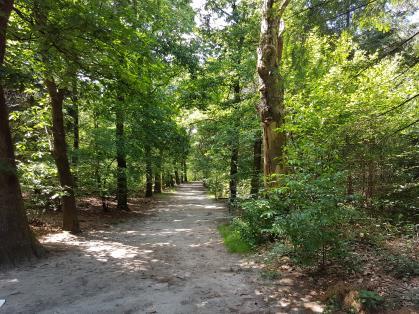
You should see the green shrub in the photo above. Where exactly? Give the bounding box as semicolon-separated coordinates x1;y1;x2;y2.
217;224;252;253
233;172;359;267
273;199;358;266
358;290;384;311
232;199;277;245
385;253;419;279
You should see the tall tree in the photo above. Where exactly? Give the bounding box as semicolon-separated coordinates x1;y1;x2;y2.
0;0;43;266
34;1;80;233
256;0;290;186
45;80;80;233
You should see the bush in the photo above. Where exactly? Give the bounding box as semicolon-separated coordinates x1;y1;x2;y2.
233;172;359;267
358;290;384;311
232;199;277;245
217;224;252;253
273;205;354;266
384;253;419;279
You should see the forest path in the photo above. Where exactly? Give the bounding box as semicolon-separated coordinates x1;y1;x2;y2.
0;182;275;313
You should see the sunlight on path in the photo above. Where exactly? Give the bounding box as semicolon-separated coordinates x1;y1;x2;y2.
0;182;323;313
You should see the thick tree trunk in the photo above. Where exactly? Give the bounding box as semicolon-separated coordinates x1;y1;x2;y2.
250;130;262;197
46;80;80;233
116;104;128;210
0;0;44;267
145;145;153;197
257;0;290;187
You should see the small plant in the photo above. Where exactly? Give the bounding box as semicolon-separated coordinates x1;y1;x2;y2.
385;253;419;279
358;289;384;311
217;224;252;253
270;173;358;267
260;269;280;280
232;199;277;245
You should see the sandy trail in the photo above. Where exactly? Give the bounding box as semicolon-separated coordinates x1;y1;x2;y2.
0;182;272;313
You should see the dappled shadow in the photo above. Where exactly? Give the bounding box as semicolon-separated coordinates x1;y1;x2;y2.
0;182;324;313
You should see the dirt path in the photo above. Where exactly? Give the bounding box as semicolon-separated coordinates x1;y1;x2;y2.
0;182;276;313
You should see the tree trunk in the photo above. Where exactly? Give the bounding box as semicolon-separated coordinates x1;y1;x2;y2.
0;0;44;267
154;173;162;193
34;0;79;232
182;160;188;182
46;80;80;233
229;144;238;201
116;104;128;210
257;0;290;187
154;156;162;193
250;130;262;197
229;82;240;202
145;145;153;197
68;95;79;186
174;168;181;185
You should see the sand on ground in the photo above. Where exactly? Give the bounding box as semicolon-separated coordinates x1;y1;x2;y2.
0;182;323;314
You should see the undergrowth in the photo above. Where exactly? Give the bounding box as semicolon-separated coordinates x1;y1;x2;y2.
217;224;252;254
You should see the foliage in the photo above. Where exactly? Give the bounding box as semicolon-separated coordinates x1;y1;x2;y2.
358;290;385;311
217;224;252;254
233;173;359;266
384;253;419;279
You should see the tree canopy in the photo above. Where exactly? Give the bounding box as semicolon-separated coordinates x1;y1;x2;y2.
0;1;418;309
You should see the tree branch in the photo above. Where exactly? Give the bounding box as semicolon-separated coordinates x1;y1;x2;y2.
392;118;419;134
378;93;419;117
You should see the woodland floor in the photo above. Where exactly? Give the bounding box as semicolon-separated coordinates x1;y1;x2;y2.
0;182;325;314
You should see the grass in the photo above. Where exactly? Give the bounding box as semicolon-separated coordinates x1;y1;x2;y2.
217;224;252;254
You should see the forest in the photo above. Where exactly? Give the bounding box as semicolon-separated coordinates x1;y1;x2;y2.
0;0;418;313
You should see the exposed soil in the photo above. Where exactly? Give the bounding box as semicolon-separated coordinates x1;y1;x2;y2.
0;182;324;313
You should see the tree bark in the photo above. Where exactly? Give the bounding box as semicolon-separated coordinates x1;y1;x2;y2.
174;168;181;185
229;83;240;202
257;0;290;187
154;173;162;193
0;0;44;267
145;145;153;197
154;156;162;193
250;130;262;197
182;159;188;182
68;95;79;186
116;104;128;210
46;80;80;233
34;0;79;232
229;144;238;201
